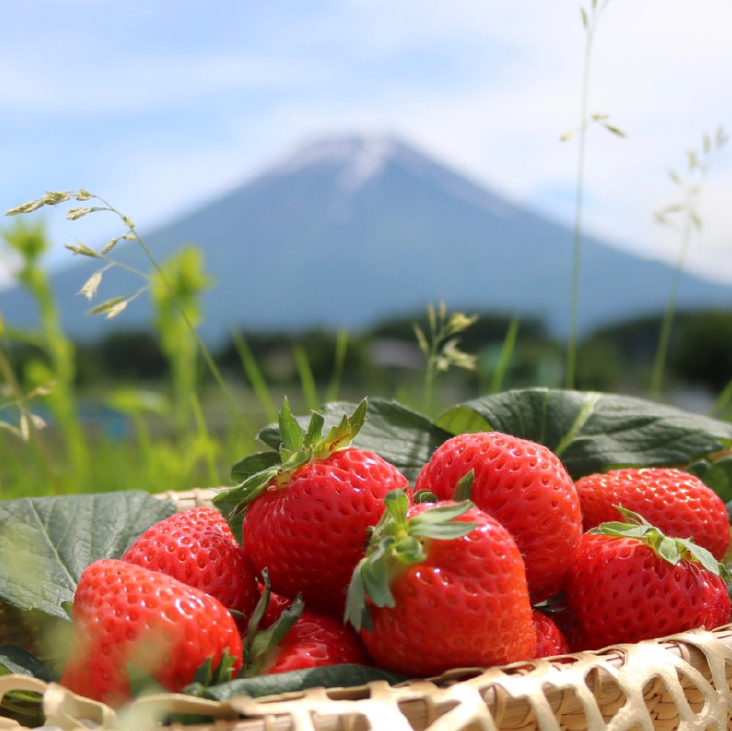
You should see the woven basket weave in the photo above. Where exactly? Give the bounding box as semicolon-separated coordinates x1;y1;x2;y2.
1;487;731;731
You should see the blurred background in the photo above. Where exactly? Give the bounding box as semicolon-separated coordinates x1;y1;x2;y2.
1;0;731;496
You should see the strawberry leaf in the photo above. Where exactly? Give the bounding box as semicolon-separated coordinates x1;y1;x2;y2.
230;451;281;483
212;466;279;523
316;398;368;457
278;397;304;453
453;470;474;501
128;663;166;698
686;456;732;502
241;569;305;677
199;664;407;701
0;645;57;682
247;596;304;664
409;500;474;527
413;489;439;503
0;491;175;620
436;388;732;480
191;650;240;687
304;410;324;447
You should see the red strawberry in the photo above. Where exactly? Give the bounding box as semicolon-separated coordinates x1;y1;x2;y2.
575;467;731;559
532;610;571;658
564;509;731;650
60;559;242;706
214;400;410;618
123;506;260;624
240;574;370;676
414;431;582;602
258;610;370;675
346;491;536;677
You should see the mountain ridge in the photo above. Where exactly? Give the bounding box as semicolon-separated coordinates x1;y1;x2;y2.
1;133;730;345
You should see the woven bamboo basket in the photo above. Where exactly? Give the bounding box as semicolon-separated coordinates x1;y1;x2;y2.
1;487;731;731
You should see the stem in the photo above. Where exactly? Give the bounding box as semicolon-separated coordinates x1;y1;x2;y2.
422;336;438;416
649;199;694;400
95;197;247;429
230;330;278;423
648;128;726;400
565;11;596;390
325;329;349;403
293;344;319;412
191;390;221;486
0;345;63;493
710;378;732;418
490;317;520;394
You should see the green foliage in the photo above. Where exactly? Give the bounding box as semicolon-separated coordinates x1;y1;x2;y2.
436;388;732;479
672;310;732;393
563;0;621;391
151;246;211;434
412;302;477;415
650;127;729;399
1;218;89;491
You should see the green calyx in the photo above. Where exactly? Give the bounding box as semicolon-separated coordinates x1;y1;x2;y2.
213;397;367;523
590;506;731;582
345;489;478;633
240;569;304;678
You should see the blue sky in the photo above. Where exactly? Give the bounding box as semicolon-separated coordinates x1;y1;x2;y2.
2;0;731;286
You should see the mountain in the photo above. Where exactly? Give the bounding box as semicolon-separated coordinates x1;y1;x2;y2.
2;134;731;346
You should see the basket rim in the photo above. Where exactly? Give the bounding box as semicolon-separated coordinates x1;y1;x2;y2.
4;622;732;731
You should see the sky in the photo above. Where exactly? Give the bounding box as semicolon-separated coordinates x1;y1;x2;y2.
1;0;731;289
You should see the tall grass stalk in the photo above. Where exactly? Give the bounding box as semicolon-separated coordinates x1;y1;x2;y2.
489;317;520;394
0;343;62;494
151;247;209;435
563;0;622;390
293;344;319;412
325;330;349;404
230;331;279;423
190;390;221;486
3;191;260;494
6;191;246;431
649;127;729;400
1;219;89;489
414;303;477;415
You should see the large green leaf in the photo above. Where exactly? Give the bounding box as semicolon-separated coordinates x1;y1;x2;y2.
197;664;406;701
436;388;732;479
0;646;57;682
0;491;176;620
258;399;451;482
687;457;732;502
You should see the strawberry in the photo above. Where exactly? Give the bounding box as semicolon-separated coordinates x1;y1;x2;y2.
575;467;731;559
564;508;731;650
532;610;571;658
241;572;370;676
123;506;260;624
60;559;242;706
258;610;370;675
346;491;536;677
414;431;582;602
213;399;410;618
